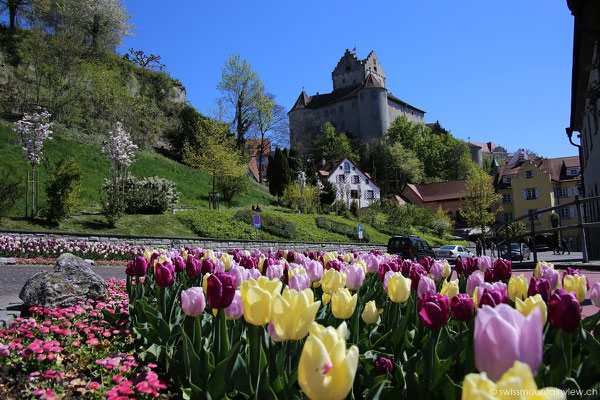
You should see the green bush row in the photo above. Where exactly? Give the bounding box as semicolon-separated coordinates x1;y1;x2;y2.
177;210;256;239
234;209;297;239
314;217;370;243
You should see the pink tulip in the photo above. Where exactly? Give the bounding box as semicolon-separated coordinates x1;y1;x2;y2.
225;290;243;320
305;260;323;282
467;271;485;296
474;304;543;381
289;273;311;292
591;282;600;308
417;276;436;299
346;265;365;290
181;287;205;317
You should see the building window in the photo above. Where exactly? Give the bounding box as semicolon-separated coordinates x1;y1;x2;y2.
342;78;345;84
346;66;350;73
525;170;534;178
525;188;538;200
365;179;369;184
557;187;568;198
352;175;360;184
371;90;377;99
331;108;336;116
566;168;580;176
503;176;512;185
344;162;350;174
366;190;375;199
337;175;346;183
350;190;359;199
374;66;377;72
524;209;541;219
559;207;572;219
501;194;513;204
502;213;514;222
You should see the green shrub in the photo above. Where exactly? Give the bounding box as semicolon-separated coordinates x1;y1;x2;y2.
349;200;359;218
0;169;23;221
100;184;125;227
216;174;249;204
234;209;297;239
104;174;180;214
44;157;83;225
177;209;255;239
315;217;370;242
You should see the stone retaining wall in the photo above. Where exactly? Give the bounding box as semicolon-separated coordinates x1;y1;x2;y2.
0;230;387;253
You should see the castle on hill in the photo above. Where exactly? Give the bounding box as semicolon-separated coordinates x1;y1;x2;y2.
288;49;425;154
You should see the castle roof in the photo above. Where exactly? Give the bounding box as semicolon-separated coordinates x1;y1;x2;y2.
289;73;425;113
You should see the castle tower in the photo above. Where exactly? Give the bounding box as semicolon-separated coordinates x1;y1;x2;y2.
357;74;389;141
331;49;386;90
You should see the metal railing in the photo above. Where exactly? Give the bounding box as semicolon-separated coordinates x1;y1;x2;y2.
491;195;600;263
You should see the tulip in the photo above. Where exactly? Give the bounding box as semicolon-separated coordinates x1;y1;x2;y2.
229;266;250;288
201;258;215;275
331;288;358;319
185;255;201;278
563;274;587;302
378;261;399;283
591;282;600;308
126;256;147;277
365;254;380;274
548;289;581;332
562;267;590;290
477;287;509;309
408;264;427;290
267;321;284;342
528;278;551;304
534;261;552;278
466;271;485;297
206;272;236;309
286;251;296;263
429;261;444;280
374;357;393;375
172;256;185;273
478;256;492;271
450;294;474;322
516;294;547;325
462;361;565;400
155;262;174;287
289;273;311;292
508;274;528;301
417;292;449;329
181;287;206;317
474;304;543;381
440;280;459;301
272;288;321;340
492;258;512;281
305;260;324;282
419;256;435;272
321;269;345;294
224;290;243;320
361;300;383;324
382;270;395;292
220;253;233;271
346;265;365;291
400;259;412;276
538;265;559;290
388;272;411;303
298;322;359;400
240;276;283;325
417;275;436;299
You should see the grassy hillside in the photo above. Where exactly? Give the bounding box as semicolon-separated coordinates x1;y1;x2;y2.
0;118;275;215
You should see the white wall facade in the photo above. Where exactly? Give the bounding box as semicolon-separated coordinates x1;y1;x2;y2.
326;158;380;208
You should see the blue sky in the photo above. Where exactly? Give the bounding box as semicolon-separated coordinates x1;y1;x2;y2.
120;0;575;158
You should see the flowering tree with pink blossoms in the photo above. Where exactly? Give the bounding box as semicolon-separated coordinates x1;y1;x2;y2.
101;121;137;226
13;108;53;217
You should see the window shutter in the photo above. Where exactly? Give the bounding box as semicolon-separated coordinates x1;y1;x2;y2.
522;189;527;199
567;187;573;197
535;188;540;198
569;207;576;219
499;196;503;204
573;187;579;196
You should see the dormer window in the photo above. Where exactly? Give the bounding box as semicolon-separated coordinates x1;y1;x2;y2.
518;154;525;161
525;170;534;178
344;162;350;174
566;168;580;176
503;176;512;185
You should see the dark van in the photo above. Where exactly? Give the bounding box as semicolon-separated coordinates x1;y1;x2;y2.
387;235;435;261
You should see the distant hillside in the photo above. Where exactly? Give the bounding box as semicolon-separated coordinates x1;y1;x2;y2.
0;118;275;215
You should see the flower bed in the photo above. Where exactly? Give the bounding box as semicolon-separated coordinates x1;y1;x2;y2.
0;278;173;399
0;235;144;261
124;248;600;399
12;257;128;266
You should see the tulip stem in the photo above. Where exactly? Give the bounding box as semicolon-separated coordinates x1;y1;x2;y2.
563;331;573;378
248;324;261;396
194;315;202;356
216;309;229;363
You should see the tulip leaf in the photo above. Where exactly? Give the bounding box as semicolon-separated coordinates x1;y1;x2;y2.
138;343;163;362
441;375;459;400
181;330;204;387
365;377;387;400
582;311;600;333
207;341;246;399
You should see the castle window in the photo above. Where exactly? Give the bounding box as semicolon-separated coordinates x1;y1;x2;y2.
351;190;359;199
371;90;377;99
371;106;378;117
374;66;377;72
342;78;345;84
346;66;350;72
525;170;534;178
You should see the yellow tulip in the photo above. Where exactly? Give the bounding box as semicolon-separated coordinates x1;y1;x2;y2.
361;300;382;324
272;288;321;340
563;274;587;302
443;262;451;279
243;250;251;257
462;361;565;400
516;294;547;325
143;248;154;262
353;259;367;274
202;273;210;294
298;322;359;400
343;253;354;263
322;293;331;306
258;257;266;273
321;269;345;294
158;254;171;266
240;277;283;326
473;287;479;309
441;280;459;301
220;253;233;271
508;274;528;302
322;252;337;267
203;249;215;261
331;288;357;319
289;266;307;279
181;250;189;260
388;272;411;303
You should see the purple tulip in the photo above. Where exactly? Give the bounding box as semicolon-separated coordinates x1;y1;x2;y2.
417;275;436;299
289;273;311;292
474;304;543;382
457;257;478;277
382;270;396;292
374;357;393;375
417;292;449;329
400;260;412;276
378;262;399;283
286;251;296;263
466;271;485;296
478;287;509;308
528;278;551;304
201;258;215;274
549;289;581;332
181;287;206;317
591;282;600;307
305;260;323;282
206;272;236;309
155;262;174;287
539;265;558;289
126;256;147;277
247;268;261;280
225;290;243;320
326;260;342;271
484;266;499;283
265;263;284;280
478;256;492;271
409;264;427;290
172;256;185;273
185;255;201;278
492;258;512;281
365;254;380;274
240;256;257;270
229;266;250;288
429;261;444;280
149;252;160;269
419;256;435;272
346;265;365;290
450;294;474;322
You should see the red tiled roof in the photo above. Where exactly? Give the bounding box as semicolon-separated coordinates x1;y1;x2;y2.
403;180;468;202
246;139;271;158
496;156;580;185
248;157;260;182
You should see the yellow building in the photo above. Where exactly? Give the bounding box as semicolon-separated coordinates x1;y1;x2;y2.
494;150;582;250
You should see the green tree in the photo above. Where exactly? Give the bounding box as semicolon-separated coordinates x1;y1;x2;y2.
460;169;502;239
365;140;423;196
182;117;246;204
0;169;23;221
44;157;82;225
313;122;359;163
0;0;34;31
267;147;290;199
216;173;249;205
217;54;263;147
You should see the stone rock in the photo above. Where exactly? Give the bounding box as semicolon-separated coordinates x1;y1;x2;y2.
84;259;95;266
19;253;107;309
0;257;16;265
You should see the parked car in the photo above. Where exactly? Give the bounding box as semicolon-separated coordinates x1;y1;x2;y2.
387;235;435;261
502;242;531;261
434;245;474;262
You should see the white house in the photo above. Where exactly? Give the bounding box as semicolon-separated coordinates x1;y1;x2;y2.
318;157;380;207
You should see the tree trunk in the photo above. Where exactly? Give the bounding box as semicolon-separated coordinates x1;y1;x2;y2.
9;4;17;31
258;134;264;184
